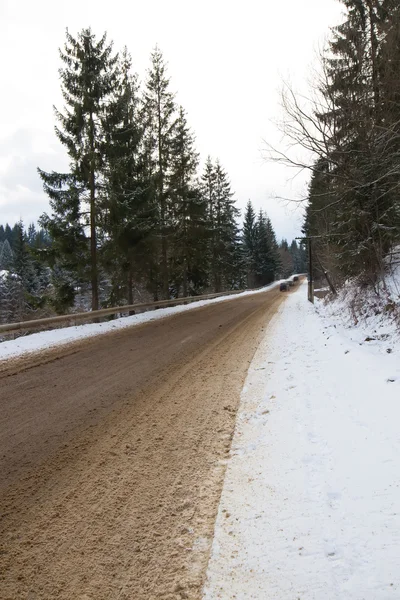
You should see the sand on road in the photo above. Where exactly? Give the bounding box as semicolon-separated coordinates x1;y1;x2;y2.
0;286;290;600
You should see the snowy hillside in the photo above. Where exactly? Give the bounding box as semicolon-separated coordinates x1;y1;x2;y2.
318;257;400;351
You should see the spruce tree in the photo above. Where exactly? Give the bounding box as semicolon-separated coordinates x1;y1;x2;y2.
143;46;176;299
13;221;38;300
201;156;217;289
4;224;13;246
253;211;281;285
289;240;301;273
0;271;24;323
38;28;119;310
211;160;240;292
169;107;207;296
255;212;273;285
308;1;400;279
265;217;282;278
278;239;294;279
0;239;14;271
101;48;148;305
27;223;37;246
242;200;258;287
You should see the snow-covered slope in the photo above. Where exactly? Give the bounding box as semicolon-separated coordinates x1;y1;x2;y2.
319;260;400;352
203;283;400;600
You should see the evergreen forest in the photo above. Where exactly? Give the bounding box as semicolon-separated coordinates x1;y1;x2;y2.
0;29;305;324
290;0;400;286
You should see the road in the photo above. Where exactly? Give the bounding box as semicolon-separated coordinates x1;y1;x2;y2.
0;286;290;600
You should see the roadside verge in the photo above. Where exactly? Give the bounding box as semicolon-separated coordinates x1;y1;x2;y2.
203;283;400;600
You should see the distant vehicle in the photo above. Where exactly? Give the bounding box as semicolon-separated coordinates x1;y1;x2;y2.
293;276;299;282
280;282;288;291
288;280;295;287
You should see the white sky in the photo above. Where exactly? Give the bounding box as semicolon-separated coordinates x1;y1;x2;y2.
0;0;344;241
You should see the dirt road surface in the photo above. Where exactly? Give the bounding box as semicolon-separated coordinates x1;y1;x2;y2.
0;286;289;600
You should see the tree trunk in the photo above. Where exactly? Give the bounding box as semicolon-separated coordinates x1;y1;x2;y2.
127;268;133;305
209;192;216;293
157;91;169;300
127;263;135;315
161;223;169;299
367;1;379;107
182;259;188;298
89;112;98;312
90;165;99;312
152;269;159;302
182;219;188;297
214;271;221;294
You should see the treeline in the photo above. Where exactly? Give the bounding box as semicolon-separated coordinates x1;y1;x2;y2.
0;223;52;322
0;28;305;325
242;201;306;286
29;27;298;317
0;205;305;323
281;1;400;284
34;29;253;313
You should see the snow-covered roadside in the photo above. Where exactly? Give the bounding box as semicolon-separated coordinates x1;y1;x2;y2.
317;262;400;354
0;281;284;361
203;283;400;600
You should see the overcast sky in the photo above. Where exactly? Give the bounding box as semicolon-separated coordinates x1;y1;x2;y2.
0;0;344;241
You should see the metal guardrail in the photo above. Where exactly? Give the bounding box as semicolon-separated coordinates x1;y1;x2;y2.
0;288;251;335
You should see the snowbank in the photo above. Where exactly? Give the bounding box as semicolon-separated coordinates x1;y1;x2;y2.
318;261;400;352
203;283;400;599
0;281;284;362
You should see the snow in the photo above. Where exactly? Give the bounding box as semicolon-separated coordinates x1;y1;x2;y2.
0;281;285;361
317;262;400;354
203;282;400;600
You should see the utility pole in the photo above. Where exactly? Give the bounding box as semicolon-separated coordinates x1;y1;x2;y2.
308;238;314;303
295;236;314;303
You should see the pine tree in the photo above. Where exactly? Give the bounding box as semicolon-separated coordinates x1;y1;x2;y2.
324;1;382;277
254;212;274;285
12;221;38;301
273;1;400;284
289;240;301;273
143;46;176;299
0;239;14;271
310;1;400;279
169;107;207;296
242;200;258;287
0;271;24;323
27;223;37;246
38;28;119;310
200;158;242;292
265;217;282;277
226;234;246;290
4;224;13;246
211;160;240;292
132;94;161;301
278;239;294;279
201;156;217;289
101;48;148;305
